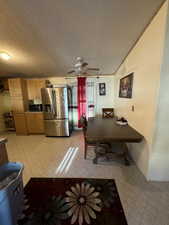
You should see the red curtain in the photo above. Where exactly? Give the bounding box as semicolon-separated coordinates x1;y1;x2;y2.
77;77;86;128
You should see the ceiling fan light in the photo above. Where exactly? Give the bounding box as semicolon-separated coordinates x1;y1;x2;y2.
68;57;100;76
0;52;11;60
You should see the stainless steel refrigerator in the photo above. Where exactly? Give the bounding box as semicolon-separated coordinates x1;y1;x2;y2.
41;86;73;136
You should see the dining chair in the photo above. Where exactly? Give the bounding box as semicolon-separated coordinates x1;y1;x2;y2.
102;108;114;118
80;115;95;159
80;115;111;159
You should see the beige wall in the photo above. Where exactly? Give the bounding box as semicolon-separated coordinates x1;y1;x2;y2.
114;2;168;178
149;0;169;181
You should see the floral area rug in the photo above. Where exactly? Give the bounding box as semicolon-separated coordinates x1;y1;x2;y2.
18;178;128;225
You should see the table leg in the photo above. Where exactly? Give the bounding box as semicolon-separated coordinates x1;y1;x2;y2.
93;142;100;164
123;144;130;166
84;142;87;159
0;142;9;166
93;142;130;166
93;142;110;164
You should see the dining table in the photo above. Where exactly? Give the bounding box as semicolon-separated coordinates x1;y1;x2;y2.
85;117;143;165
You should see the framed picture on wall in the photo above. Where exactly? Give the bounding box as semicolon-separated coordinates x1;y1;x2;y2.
99;83;106;96
119;73;133;98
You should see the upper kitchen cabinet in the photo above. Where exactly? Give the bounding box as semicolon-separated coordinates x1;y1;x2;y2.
27;79;45;101
0;79;9;91
8;78;28;112
11;97;25;113
8;78;27;97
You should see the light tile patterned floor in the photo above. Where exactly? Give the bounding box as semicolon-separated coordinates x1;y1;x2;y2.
2;131;169;225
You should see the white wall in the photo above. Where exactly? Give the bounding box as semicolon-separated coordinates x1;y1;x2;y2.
114;2;168;178
95;76;115;116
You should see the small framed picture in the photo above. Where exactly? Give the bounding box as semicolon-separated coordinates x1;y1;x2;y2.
119;73;133;98
99;83;106;96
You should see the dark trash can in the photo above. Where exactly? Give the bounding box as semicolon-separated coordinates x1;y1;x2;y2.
0;162;24;225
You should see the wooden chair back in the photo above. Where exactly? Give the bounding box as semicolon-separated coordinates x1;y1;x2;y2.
79;115;88;134
80;115;88;159
102;108;114;118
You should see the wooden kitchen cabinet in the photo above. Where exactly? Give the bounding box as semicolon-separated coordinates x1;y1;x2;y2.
8;78;22;97
8;78;29;135
8;78;46;135
8;78;28;112
25;112;44;134
8;78;26;97
11;97;25;113
27;79;45;101
0;78;9;91
13;113;28;135
0;138;8;166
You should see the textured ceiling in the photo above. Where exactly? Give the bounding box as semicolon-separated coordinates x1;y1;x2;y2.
0;0;165;77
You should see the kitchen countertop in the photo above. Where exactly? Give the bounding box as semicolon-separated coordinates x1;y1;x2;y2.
0;137;7;144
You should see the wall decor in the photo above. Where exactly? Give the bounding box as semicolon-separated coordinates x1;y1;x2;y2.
119;73;133;98
99;83;106;96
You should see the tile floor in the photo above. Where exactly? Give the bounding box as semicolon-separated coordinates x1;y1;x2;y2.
3;131;169;225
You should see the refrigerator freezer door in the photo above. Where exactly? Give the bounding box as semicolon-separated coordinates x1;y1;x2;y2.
41;88;55;120
67;87;73;132
44;119;69;136
53;87;68;119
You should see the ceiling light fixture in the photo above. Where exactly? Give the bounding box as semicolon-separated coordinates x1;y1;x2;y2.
0;52;11;60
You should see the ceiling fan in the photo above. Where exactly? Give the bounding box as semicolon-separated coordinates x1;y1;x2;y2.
68;57;100;75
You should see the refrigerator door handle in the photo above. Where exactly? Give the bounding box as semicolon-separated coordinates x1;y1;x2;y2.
52;89;57;117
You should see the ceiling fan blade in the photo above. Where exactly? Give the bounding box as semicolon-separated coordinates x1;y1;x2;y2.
82;62;88;67
68;70;75;74
87;68;100;71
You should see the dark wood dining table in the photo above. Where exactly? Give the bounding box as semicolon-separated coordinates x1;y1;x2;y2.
85;118;143;165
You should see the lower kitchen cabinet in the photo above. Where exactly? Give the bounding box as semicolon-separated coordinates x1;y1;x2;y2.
25;112;44;134
13;113;28;135
0;138;8;166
